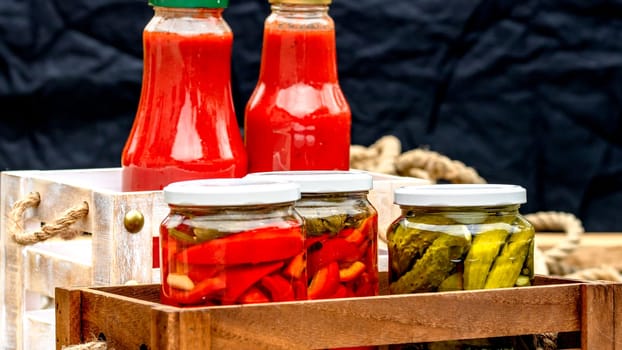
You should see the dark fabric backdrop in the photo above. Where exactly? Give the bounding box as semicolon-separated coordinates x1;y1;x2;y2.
1;0;621;231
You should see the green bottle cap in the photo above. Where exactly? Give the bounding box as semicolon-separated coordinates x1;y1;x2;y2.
149;0;229;8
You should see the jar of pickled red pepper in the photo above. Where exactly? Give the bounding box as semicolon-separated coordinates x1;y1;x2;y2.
244;0;351;172
160;179;306;306
122;0;247;192
246;171;378;299
387;184;535;295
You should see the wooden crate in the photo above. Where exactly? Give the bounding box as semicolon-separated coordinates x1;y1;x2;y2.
55;275;622;350
0;168;426;350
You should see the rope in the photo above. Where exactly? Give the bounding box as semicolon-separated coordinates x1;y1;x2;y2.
524;211;584;275
564;265;622;282
62;341;107;350
350;136;486;184
395;148;487;184
350;135;401;175
8;191;89;245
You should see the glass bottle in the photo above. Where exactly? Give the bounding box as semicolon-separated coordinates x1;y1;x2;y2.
160;178;306;307
244;0;351;172
122;0;247;192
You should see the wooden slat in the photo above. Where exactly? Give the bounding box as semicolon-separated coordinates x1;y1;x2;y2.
614;282;622;350
55;287;83;350
78;288;155;349
581;283;615;350
57;278;586;350
204;283;581;349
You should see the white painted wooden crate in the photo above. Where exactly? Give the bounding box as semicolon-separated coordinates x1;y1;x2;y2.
0;168;427;350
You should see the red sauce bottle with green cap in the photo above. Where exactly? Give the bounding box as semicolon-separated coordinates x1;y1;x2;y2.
244;0;351;172
122;0;247;192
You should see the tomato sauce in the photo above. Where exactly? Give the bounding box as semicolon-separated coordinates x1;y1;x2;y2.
122;30;247;191
244;27;351;172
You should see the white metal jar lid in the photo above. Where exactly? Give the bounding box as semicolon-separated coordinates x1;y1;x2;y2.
394;184;527;207
245;170;373;193
163;178;301;206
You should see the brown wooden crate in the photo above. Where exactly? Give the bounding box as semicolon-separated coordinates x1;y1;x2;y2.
55;275;622;350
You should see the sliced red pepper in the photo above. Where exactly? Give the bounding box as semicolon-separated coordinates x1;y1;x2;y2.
176;226;303;265
352;272;379;297
327;285;348;299
308;261;340;300
307;237;361;277
167;274;226;305
305;233;329;249
292;279;308;300
339;261;366;282
283;253;306;279
221;261;284;304
239;287;270;304
342;228;365;245
186;264;223;283
261;274;295;302
344;215;377;245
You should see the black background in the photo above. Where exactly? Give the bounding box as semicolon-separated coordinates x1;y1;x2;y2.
1;0;621;231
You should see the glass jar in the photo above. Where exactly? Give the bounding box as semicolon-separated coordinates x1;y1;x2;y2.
387;184;535;294
160;179;306;307
246;171;378;299
244;0;351;172
122;0;247;192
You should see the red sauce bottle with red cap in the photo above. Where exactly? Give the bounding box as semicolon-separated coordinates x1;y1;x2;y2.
244;0;351;172
122;0;247;192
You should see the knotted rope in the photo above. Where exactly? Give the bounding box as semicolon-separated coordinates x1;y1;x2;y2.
524;211;584;276
350;135;486;184
62;341;107;350
8;191;89;245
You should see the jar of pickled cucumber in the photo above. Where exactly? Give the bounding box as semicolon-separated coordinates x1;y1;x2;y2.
387;184;534;294
246;171;379;299
160;178;306;307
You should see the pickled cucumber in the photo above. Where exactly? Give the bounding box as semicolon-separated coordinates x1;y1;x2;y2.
438;272;463;292
463;229;509;290
388;223;441;276
484;226;534;289
390;233;470;294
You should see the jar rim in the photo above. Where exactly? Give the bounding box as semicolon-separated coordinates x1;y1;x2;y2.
163;178;300;206
394;184;527;207
245;170;373;193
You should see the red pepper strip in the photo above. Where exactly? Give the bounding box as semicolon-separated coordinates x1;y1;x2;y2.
221;261;284;304
308;261;340;300
239;287;270;304
339;261;366;282
342;228;365;245
186;264;223;283
176;226;303;265
283;253;306;279
307;238;361;277
168;274;226;305
261;274;295;302
327;285;348;299
305;233;329;249
352;272;378;297
292;279;308;300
